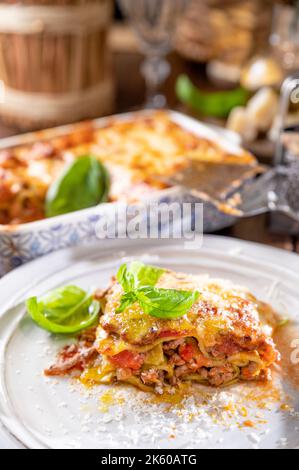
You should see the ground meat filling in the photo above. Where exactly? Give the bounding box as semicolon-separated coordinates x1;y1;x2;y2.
45;330;271;390
137;335;271;389
141;369;164;386
208;365;236;386
44;328;98;376
161;338;238;386
109;337;241;389
44;344;98;376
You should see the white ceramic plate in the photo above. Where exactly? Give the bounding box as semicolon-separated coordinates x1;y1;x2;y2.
0;236;299;449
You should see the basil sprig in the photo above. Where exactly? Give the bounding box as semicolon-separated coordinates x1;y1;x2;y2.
176;74;249;118
117;261;165;292
26;285;100;334
46;155;109;218
116;261;199;319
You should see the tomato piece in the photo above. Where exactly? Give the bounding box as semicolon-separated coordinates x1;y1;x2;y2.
179;343;197;362
109;350;144;370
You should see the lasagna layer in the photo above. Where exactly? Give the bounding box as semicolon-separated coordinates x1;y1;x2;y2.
91;271;279;392
45;269;280;394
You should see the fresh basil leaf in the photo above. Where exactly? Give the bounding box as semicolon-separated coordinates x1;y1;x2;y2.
116;261;165;293
46;155;109;218
38;285;87;312
135;286;199;319
129;261;165;289
116;263;132;293
116;292;137;313
26;285;100;334
116;261;197;319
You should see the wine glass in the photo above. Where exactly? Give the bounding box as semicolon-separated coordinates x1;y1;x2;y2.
118;0;190;109
270;3;299;72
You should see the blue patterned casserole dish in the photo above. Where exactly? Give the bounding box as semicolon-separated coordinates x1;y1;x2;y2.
0;110;244;276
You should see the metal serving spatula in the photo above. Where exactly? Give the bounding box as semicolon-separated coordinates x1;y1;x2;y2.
164;160;262;214
166;158;299;222
238;163;299;221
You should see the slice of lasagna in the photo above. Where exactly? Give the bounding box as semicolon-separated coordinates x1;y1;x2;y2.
45;262;280;394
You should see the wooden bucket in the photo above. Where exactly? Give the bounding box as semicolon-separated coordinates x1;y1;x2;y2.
0;0;115;130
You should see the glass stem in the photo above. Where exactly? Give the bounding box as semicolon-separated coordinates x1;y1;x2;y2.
141;54;171;109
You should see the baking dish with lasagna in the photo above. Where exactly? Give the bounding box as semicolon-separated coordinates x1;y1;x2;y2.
0;110;256;275
42;261;280;393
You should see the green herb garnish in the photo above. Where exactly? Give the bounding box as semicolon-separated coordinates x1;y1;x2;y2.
116;261;165;292
116;261;199;319
46;155;109;218
176;74;249;118
26;285;100;334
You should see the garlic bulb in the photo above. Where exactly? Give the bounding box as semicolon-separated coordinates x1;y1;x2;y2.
247;87;279;132
226;106;258;142
241;57;283;91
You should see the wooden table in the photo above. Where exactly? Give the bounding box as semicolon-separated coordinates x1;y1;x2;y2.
1;27;298;254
